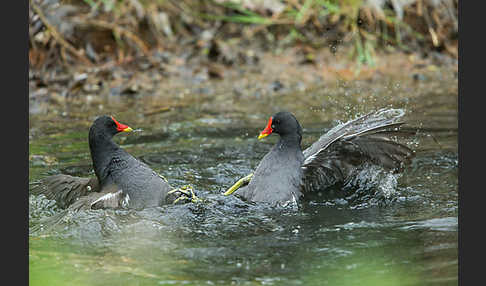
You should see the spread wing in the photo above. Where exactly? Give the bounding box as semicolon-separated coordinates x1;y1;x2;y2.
301;108;414;194
30;174;100;209
30;174;131;210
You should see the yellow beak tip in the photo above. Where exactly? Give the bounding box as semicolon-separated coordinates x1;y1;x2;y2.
258;133;268;140
123;127;133;132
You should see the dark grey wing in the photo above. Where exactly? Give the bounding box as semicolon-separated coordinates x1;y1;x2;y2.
67;184;129;211
339;132;415;171
301;108;414;194
303;108;406;160
30;174;100;209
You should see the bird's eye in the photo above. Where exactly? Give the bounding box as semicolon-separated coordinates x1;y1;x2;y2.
271;125;275;129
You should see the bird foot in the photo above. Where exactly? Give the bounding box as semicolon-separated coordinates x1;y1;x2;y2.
167;185;202;204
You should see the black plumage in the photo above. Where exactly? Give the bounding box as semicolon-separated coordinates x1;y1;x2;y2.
238;111;305;204
232;109;414;205
31;115;182;210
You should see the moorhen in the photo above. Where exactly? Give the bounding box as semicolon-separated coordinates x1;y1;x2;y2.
31;115;197;210
224;108;414;205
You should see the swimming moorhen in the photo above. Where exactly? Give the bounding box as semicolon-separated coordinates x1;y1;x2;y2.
31;115;197;210
224;108;414;205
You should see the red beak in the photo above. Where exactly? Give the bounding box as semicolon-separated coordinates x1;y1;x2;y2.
258;117;273;140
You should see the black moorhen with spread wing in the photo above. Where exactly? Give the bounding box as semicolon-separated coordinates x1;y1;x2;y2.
31;115;196;210
224;108;414;205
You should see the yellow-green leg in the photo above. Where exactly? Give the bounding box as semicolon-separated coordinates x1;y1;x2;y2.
223;173;253;196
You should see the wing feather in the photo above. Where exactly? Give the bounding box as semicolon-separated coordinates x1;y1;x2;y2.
301;108;414;194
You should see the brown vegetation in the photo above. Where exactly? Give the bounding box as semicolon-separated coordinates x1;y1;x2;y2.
29;0;458;70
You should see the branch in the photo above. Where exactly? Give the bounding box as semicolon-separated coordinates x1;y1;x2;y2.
72;18;150;56
29;0;92;65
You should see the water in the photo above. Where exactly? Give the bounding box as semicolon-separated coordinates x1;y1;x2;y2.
29;66;458;285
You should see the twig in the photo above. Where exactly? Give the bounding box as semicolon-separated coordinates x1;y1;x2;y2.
144;106;172;116
144;104;188;116
29;0;91;65
72;18;150;56
422;4;439;47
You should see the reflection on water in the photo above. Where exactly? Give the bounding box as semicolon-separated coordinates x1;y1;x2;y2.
29;69;457;285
